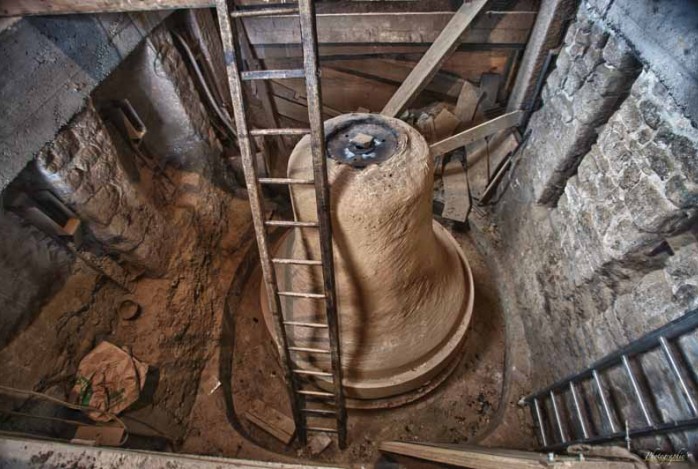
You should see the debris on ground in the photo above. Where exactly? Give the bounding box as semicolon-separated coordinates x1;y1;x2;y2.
70;341;148;422
245;399;296;444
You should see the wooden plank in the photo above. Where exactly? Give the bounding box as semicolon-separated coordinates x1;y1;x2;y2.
242;11;535;47
185;9;232;110
323;58;464;99
430;110;524;157
442;159;470;223
381;0;489;117
454;80;482;125
479;72;502;109
273;67;398;114
245;399;295;444
433;108;461;140
380;442;642;469
466;129;519;197
0;0;211;16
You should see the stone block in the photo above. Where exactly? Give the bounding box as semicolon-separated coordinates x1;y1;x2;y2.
638;100;661;129
572;86;615;125
592;64;635;97
602;34;638;71
589;21;609;49
665;175;698;209
638;140;675;181
616;96;643;130
555;51;573;77
624;176;690;234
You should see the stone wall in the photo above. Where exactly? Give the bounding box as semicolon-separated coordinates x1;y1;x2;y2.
497;0;698;452
0;211;73;349
0;11;169;191
527;4;640;206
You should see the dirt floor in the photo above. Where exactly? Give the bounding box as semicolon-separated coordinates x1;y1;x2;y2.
180;220;512;465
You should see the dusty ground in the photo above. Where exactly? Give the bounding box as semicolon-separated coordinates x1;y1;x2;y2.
0;166;255;450
181;221;511;466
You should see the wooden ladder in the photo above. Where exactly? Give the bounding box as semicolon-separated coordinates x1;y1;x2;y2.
214;0;347;449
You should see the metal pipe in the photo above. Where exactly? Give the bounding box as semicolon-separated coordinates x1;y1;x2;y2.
593;369;618;433
622;355;654;427
569;382;589;439
533;398;548;447
550;391;567;443
659;336;698;416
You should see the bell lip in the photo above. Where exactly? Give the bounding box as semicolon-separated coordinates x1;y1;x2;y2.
261;220;475;407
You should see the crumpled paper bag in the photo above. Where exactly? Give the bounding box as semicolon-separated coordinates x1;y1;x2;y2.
70;341;148;422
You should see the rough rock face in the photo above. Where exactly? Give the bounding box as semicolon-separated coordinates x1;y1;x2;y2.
495;0;698;451
525;4;640;206
0;211;72;349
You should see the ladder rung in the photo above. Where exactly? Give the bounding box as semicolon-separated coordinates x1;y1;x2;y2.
297;390;334;397
251;128;311;136
265;220;318;228
306;427;339;433
273;258;322;265
230;7;298;18
260;178;314;185
284;321;328;329
301;408;337;416
241;69;305;81
293;369;333;377
278;291;325;299
289;346;331;354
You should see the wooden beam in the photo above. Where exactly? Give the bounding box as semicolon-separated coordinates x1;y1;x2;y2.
442;159;470;223
380;442;642;469
381;0;489;117
506;0;574;111
324;59;465;99
429;110;524;157
0;0;211;16
242;11;535;47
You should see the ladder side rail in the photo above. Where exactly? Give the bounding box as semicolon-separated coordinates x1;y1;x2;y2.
540;417;698;452
297;0;347;449
214;0;305;442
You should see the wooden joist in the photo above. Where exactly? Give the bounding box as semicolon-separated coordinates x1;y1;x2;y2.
242;12;535;47
380;442;644;469
380;0;489;117
0;0;211;16
429;110;524;157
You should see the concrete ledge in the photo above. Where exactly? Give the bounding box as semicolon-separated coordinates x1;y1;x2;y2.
0;11;169;191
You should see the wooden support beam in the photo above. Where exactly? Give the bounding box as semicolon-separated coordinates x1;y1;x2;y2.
0;0;211;16
381;0;489;117
506;0;574;111
429;110;524;157
242;11;534;47
380;442;643;469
